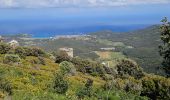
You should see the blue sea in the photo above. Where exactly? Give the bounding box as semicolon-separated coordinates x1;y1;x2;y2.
0;24;151;38
0;4;170;38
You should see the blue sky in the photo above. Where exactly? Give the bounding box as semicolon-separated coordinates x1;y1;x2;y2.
0;0;170;8
0;0;170;35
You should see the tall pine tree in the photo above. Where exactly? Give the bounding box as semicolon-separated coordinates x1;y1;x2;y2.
159;17;170;77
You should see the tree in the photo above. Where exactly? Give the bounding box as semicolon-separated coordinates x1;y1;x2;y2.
76;79;94;99
29;47;46;57
0;43;11;54
0;78;13;95
3;54;21;64
141;75;170;100
116;59;144;79
59;61;76;75
159;17;170;77
14;47;27;58
55;51;71;63
52;73;68;94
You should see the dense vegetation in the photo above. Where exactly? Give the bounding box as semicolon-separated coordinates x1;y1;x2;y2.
38;39;105;59
12;24;164;76
90;25;165;75
159;17;170;77
1;18;170;99
8;25;166;76
0;42;170;100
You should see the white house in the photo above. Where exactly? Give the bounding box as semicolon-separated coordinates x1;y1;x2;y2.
100;47;115;51
8;40;19;48
0;36;3;42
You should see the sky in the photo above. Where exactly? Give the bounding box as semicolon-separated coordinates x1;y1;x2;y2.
0;0;170;8
0;0;170;36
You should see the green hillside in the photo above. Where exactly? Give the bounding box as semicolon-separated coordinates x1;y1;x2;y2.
4;25;165;76
0;43;170;100
90;25;165;75
2;25;166;76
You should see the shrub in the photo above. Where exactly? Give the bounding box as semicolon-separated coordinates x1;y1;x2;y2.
14;47;27;58
14;46;47;58
0;91;5;98
0;79;13;95
96;86;148;100
76;79;94;99
103;81;115;91
103;66;115;75
49;54;56;61
116;59;144;79
95;64;106;75
102;74;114;81
0;43;11;54
124;78;142;94
21;47;32;56
71;57;87;73
38;57;46;65
59;61;76;75
71;57;105;75
52;73;68;94
55;51;71;63
85;79;93;88
3;54;21;64
12;91;67;100
90;72;98;77
15;47;46;57
29;47;47;57
141;75;170;100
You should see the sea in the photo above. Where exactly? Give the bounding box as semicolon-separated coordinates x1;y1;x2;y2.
0;25;150;38
0;4;170;38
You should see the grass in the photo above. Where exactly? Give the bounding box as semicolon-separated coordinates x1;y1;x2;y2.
0;55;106;100
0;54;148;100
96;38;126;47
111;52;126;60
95;51;126;67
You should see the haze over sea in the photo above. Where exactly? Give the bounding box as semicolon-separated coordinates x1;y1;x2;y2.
0;4;170;38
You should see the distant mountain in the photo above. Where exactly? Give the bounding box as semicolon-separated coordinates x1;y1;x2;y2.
90;25;166;75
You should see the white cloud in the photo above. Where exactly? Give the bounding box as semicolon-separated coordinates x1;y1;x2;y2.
0;0;170;8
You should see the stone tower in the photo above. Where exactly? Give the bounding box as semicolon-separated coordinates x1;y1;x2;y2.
59;47;73;57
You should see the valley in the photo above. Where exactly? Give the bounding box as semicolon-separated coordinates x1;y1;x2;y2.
1;24;170;100
2;25;164;75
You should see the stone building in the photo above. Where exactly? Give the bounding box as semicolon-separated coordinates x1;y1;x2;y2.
8;40;19;49
59;47;74;57
100;47;115;51
0;36;3;42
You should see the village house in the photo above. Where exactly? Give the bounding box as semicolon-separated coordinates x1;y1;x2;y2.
8;40;19;49
0;36;4;42
100;47;115;51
